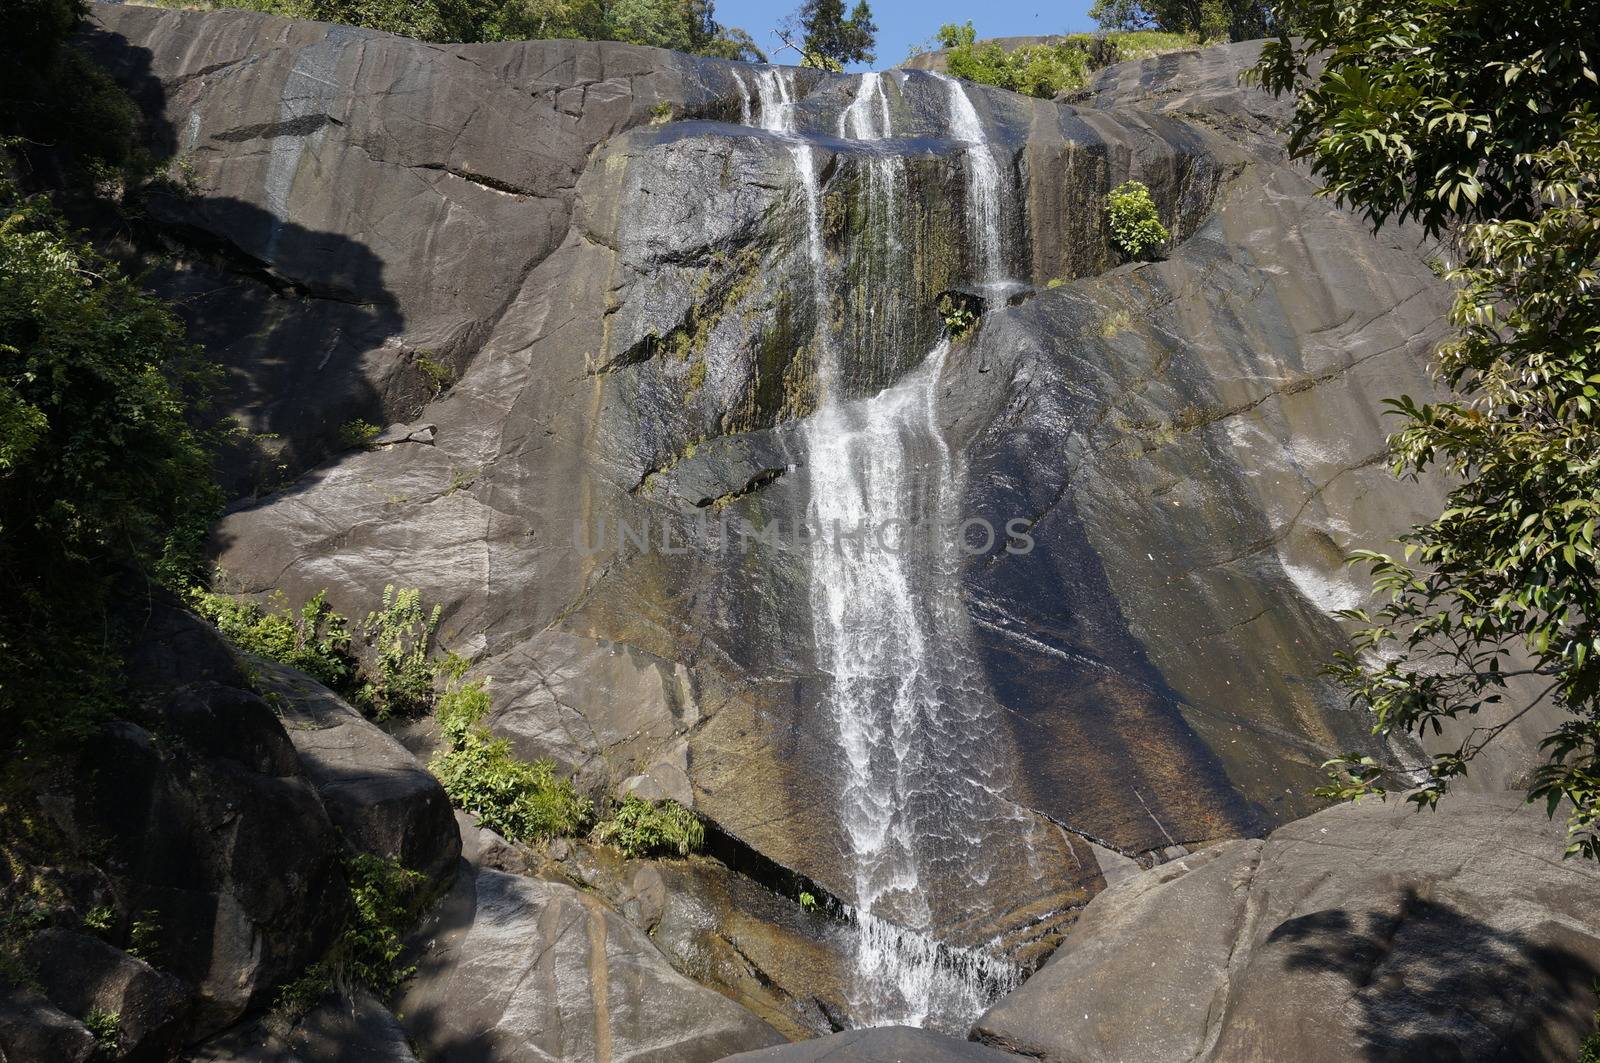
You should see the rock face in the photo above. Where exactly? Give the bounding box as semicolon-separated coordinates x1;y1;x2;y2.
723;1026;1027;1062
395;859;785;1062
974;793;1600;1062
83;1;1559;1034
254;658;461;890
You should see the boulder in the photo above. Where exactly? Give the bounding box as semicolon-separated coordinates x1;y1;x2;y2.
722;1026;1026;1062
26;929;190;1059
974;793;1600;1062
253;657;461;890
180;990;417;1063
396;865;785;1062
0;986;96;1063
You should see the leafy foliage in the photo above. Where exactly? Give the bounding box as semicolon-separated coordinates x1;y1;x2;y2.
1257;0;1600;858
337;418;381;450
937;292;979;338
1104;180;1169;259
592;794;704;857
274;853;425;1019
1090;0;1277;42
192;589;356;691
431;677;592;842
83;1008;119;1051
936;22;1092;100
358;585;441;720
783;0;876;69
0;179;221;744
145;0;764;58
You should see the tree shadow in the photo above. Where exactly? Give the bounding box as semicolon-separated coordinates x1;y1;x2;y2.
78;21;406;498
1271;887;1600;1062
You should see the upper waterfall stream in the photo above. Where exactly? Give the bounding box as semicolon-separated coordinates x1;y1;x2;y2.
742;67;1032;1031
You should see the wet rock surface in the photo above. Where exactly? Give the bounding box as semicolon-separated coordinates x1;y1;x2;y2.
722;1025;1028;1062
974;792;1600;1062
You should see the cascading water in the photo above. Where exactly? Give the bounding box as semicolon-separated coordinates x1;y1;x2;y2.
745;68;1026;1032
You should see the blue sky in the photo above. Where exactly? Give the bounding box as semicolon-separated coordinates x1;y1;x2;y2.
713;0;1100;70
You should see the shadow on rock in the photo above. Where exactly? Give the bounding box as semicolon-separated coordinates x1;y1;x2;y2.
1273;887;1600;1063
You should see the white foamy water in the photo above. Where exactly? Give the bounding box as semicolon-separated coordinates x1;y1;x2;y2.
745;68;1025;1032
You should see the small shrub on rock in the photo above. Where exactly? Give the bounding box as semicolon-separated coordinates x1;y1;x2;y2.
593;794;704;858
431;677;592;842
358;585;440;720
191;588;355;691
1105;180;1169;260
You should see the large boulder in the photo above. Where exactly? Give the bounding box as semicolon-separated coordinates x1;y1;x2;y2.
974;792;1600;1062
395;863;785;1062
253;657;461;890
180;990;418;1063
25;929;190;1059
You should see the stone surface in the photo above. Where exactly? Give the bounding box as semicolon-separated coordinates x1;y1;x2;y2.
26;928;191;1059
722;1025;1028;1062
84;2;1564;1027
395;865;785;1062
183;990;418;1063
254;657;461;890
0;986;97;1063
65;602;349;1036
974;792;1600;1062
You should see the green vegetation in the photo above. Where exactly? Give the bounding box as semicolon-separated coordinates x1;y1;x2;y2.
779;0;876;70
937;292;979;339
936;22;1091;99
337;418;382;450
592;794;704;857
137;0;765;59
0;176;221;746
1257;0;1600;858
1090;0;1279;43
274;853;425;1019
1104;180;1169;259
798;890;819;912
431;676;593;842
414;353;453;394
83;1008;119;1051
358;585;441;720
192;589;356;691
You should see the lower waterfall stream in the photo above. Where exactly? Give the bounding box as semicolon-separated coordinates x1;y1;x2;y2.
746;68;1030;1031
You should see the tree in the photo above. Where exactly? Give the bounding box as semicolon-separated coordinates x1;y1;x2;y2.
782;0;876;70
1255;0;1600;857
1089;0;1276;42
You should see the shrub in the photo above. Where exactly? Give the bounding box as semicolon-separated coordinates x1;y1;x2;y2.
431;678;592;842
937;293;979;339
192;588;356;691
0;178;220;745
1104;180;1169;259
593;794;704;858
938;22;1091;99
273;852;425;1020
358;585;440;720
414;353;452;393
83;1008;119;1051
337;419;381;450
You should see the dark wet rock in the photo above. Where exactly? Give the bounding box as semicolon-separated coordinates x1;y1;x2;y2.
395;864;784;1062
974;792;1600;1062
722;1025;1027;1062
253;657;460;890
0;985;97;1063
181;990;417;1063
25;929;190;1059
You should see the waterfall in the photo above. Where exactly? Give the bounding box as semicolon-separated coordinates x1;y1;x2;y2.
744;68;1023;1032
936;73;1004;284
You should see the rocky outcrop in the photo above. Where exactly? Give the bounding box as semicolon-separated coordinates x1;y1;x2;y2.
395;850;785;1062
181;990;418;1063
81;0;1563;1035
723;1026;1027;1062
974;793;1600;1062
253;658;460;890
